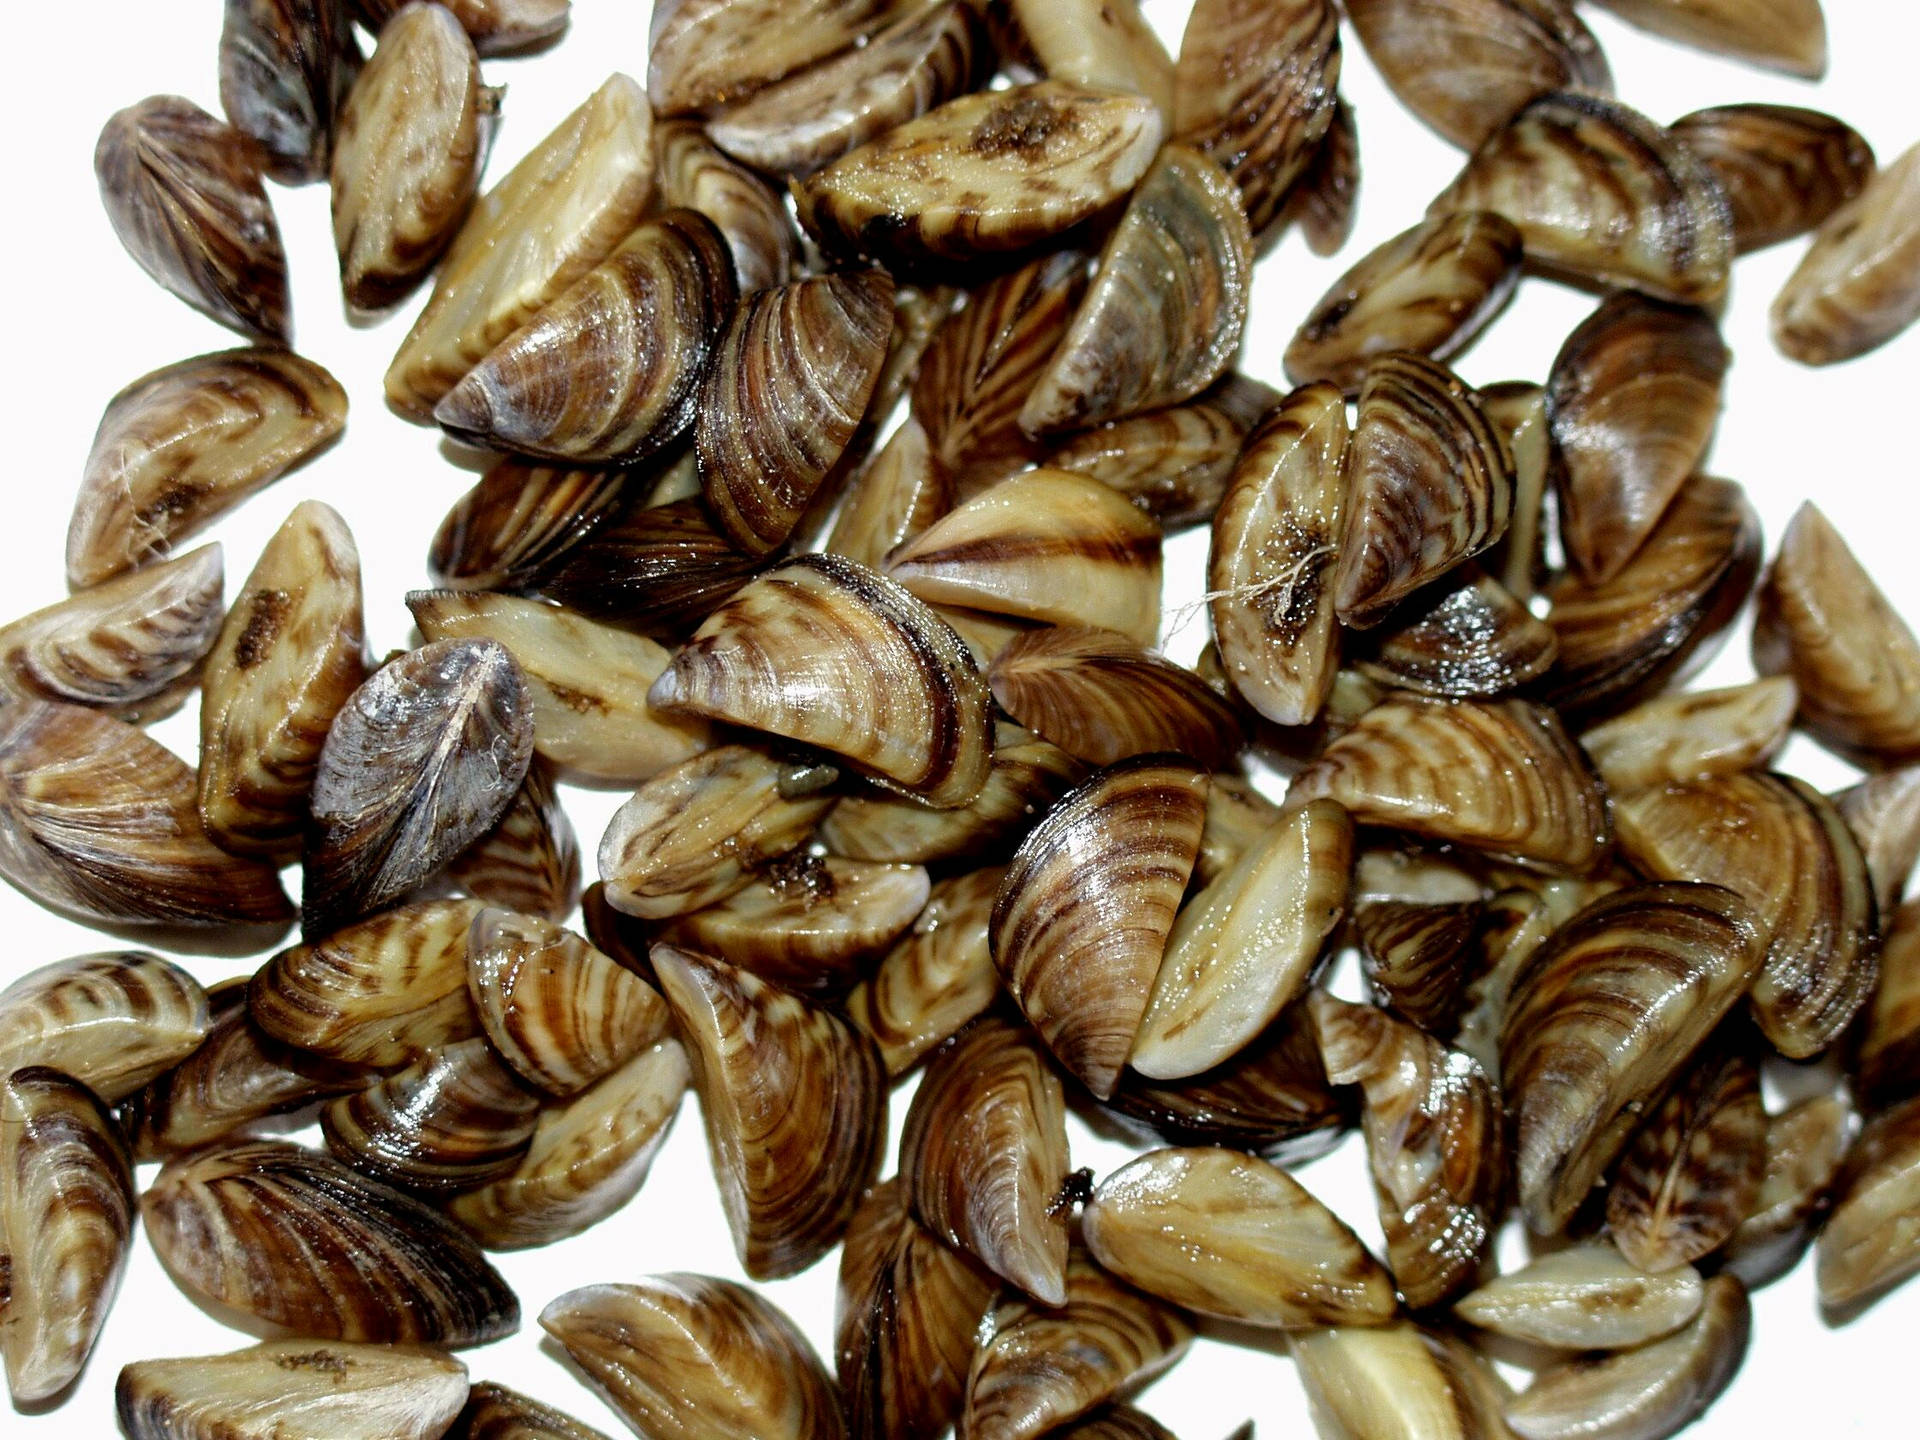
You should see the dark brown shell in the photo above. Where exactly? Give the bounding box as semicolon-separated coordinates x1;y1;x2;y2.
1770;140;1920;366
1282;96;1360;255
654;120;797;296
1354;900;1485;1032
429;458;629;593
220;0;358;183
1670;103;1875;253
534;498;768;642
455;1382;617;1440
1354;565;1558;698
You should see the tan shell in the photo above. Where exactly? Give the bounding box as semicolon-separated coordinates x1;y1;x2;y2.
1670;103;1875;253
1430;90;1734;305
992;756;1208;1098
654;119;797;296
826;419;956;573
0;953;209;1102
1354;565;1559;698
1454;1244;1706;1351
354;0;570;56
1817;1095;1920;1307
1579;678;1798;794
1292;1324;1511;1440
1282;96;1360;255
70;348;346;589
1479;379;1550;602
846;867;1004;1075
1588;0;1825;76
1724;1093;1852;1289
427;458;628;593
1837;764;1920;915
650;555;994;808
1771;139;1920;365
200;499;368;858
998;0;1174;117
647;0;898;115
795;82;1165;265
1082;1145;1396;1327
385;73;654;420
447;758;581;920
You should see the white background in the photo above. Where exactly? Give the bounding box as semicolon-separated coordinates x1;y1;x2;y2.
5;1;1919;1435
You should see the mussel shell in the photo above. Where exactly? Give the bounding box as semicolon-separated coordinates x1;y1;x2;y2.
1588;0;1826;76
454;1382;616;1440
0;952;209;1101
1837;764;1920;915
1770;139;1920;365
1290;1322;1512;1440
1453;1243;1706;1351
1578;678;1798;794
1670;103;1875;253
995;0;1175;117
1282;95;1360;256
1817;1094;1920;1308
428;458;629;593
448;760;580;919
654;119;797;296
846;867;1004;1075
826;419;957;574
356;0;571;55
220;0;357;185
1858;897;1920;1109
1354;900;1483;1032
1354;564;1558;698
1723;1094;1852;1289
533;497;768;641
1479;379;1551;602
647;0;896;114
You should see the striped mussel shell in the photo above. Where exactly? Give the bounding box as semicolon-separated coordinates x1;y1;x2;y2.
1670;103;1875;253
330;1;486;313
1454;1243;1707;1351
1837;764;1920;915
447;1038;688;1249
1817;1094;1920;1308
1478;379;1551;602
993;757;1208;1099
887;469;1164;645
1541;473;1762;720
654;119;796;296
199;500;368;859
1548;291;1730;586
1452;886;1555;1080
1429;90;1735;306
795;82;1164;265
94;96;289;342
116;1340;469;1440
826;418;955;574
994;0;1175;118
1290;1323;1512;1440
1616;771;1879;1059
1504;1274;1751;1440
383;74;654;421
1771;139;1920;365
836;1176;996;1440
1193;771;1282;886
1606;1040;1765;1273
1354;899;1484;1031
1353;564;1558;698
1082;1145;1396;1327
1132;800;1352;1081
0;952;209;1101
1858;897;1920;1109
427;458;628;593
436;210;739;465
219;0;357;185
1754;502;1920;764
1343;0;1608;150
355;0;571;55
1291;695;1610;874
1332;353;1513;628
1286;212;1524;394
708;1;987;180
1588;0;1826;76
70;348;345;589
1058;1409;1183;1440
652;945;886;1279
1172;0;1341;233
1578;678;1798;794
1724;1094;1852;1289
249;898;488;1066
1309;993;1502;1308
467;908;668;1096
846;867;1004;1075
302;638;534;938
961;1250;1195;1440
532;497;767;640
542;1276;845;1439
1282;94;1360;256
141;1139;518;1343
650;555;994;809
454;1382;617;1440
900;1015;1072;1306
0;1068;133;1404
1500;883;1766;1233
448;759;581;920
648;0;895;114
1019;145;1253;436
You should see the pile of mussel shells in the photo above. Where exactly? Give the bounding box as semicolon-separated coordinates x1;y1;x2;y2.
5;0;1920;1435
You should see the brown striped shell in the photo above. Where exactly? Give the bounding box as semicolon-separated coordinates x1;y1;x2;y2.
647;0;895;114
353;0;571;57
1354;901;1484;1031
0;953;209;1101
1815;1095;1920;1307
1479;379;1551;601
454;1382;616;1440
1770;140;1920;366
1670;103;1875;253
826;419;956;574
1858;897;1920;1109
1354;565;1558;698
1283;95;1360;255
1453;1243;1706;1350
427;458;629;594
448;760;581;920
845;868;1004;1076
1578;678;1798;794
654;119;796;296
1837;765;1920;915
532;498;768;641
219;0;357;185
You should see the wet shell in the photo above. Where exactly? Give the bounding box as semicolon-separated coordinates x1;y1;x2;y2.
650;555;994;808
219;0;356;184
249;899;487;1066
70;348;346;589
1332;353;1513;628
1614;772;1878;1059
466;909;668;1095
1858;898;1920;1108
1454;1244;1705;1351
996;0;1174;117
1670;103;1875;253
1057;1408;1182;1440
1578;678;1798;794
1019;145;1252;435
408;589;707;785
962;1251;1194;1440
1291;1324;1511;1440
331;1;486;312
1837;765;1920;914
1082;1145;1396;1327
660;856;929;995
428;459;628;593
1354;901;1483;1032
1588;0;1825;76
1133;800;1351;1081
795;82;1165;265
708;2;986;179
0;1069;133;1404
455;1382;616;1440
0;953;209;1101
598;746;833;919
1724;1094;1852;1288
1504;1274;1750;1440
437;211;737;465
1355;565;1558;698
353;0;570;55
1292;696;1609;874
992;756;1208;1099
200;500;367;858
836;1176;996;1440
95;96;289;341
1282;95;1360;255
115;1340;469;1440
0;697;293;927
385;74;654;420
900;1016;1072;1305
1429;90;1735;305
1173;0;1341;233
142;1139;519;1344
541;1277;845;1440
1770;139;1920;365
652;945;886;1279
988;626;1244;770
1479;379;1551;602
1286;212;1523;393
448;760;580;919
698;270;894;555
826;419;956;573
1500;883;1766;1232
1816;1094;1920;1307
886;469;1164;645
846;867;1003;1075
653;119;794;296
1310;994;1502;1308
447;1038;688;1248
1541;473;1761;720
0;544;223;714
649;0;897;114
